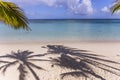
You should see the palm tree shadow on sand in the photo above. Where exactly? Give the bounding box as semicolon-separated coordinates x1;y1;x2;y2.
44;45;120;80
0;50;49;80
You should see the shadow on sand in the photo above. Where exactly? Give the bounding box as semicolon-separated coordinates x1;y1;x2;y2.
44;45;120;80
0;50;49;80
1;45;120;80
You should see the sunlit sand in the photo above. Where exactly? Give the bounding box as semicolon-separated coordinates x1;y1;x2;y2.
0;41;120;80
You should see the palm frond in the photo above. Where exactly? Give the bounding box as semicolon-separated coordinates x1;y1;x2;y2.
74;53;120;64
0;60;10;63
84;59;120;71
27;53;47;58
98;66;120;76
1;61;18;74
28;62;45;70
60;71;89;79
0;1;30;30
83;70;105;80
25;63;40;80
112;2;120;14
29;59;50;62
0;64;9;70
0;54;17;59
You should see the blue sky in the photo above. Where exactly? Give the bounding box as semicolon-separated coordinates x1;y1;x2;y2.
6;0;120;19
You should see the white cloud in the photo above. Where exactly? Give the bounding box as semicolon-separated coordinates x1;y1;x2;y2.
38;0;56;6
63;0;94;15
6;0;94;15
101;7;110;13
101;1;120;14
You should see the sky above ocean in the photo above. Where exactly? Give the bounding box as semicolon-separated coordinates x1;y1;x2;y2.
4;0;120;19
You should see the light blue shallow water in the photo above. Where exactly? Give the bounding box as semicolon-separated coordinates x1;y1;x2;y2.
1;19;120;42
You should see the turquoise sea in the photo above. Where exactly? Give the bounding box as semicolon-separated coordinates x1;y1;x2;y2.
1;19;120;42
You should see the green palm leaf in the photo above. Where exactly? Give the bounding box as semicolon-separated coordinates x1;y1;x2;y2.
0;1;30;30
112;2;120;14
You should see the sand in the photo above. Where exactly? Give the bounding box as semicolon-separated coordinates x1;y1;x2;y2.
0;41;120;80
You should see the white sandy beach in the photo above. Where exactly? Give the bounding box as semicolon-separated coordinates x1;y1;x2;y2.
0;41;120;80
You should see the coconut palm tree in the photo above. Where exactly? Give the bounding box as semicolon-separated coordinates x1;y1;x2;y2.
0;1;29;30
46;45;120;80
0;50;49;80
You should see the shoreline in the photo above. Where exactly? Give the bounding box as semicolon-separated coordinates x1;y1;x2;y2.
1;40;120;44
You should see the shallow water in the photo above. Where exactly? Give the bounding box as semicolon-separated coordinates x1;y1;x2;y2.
1;19;120;42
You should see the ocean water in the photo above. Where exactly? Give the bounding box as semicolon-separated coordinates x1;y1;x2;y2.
0;19;120;42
